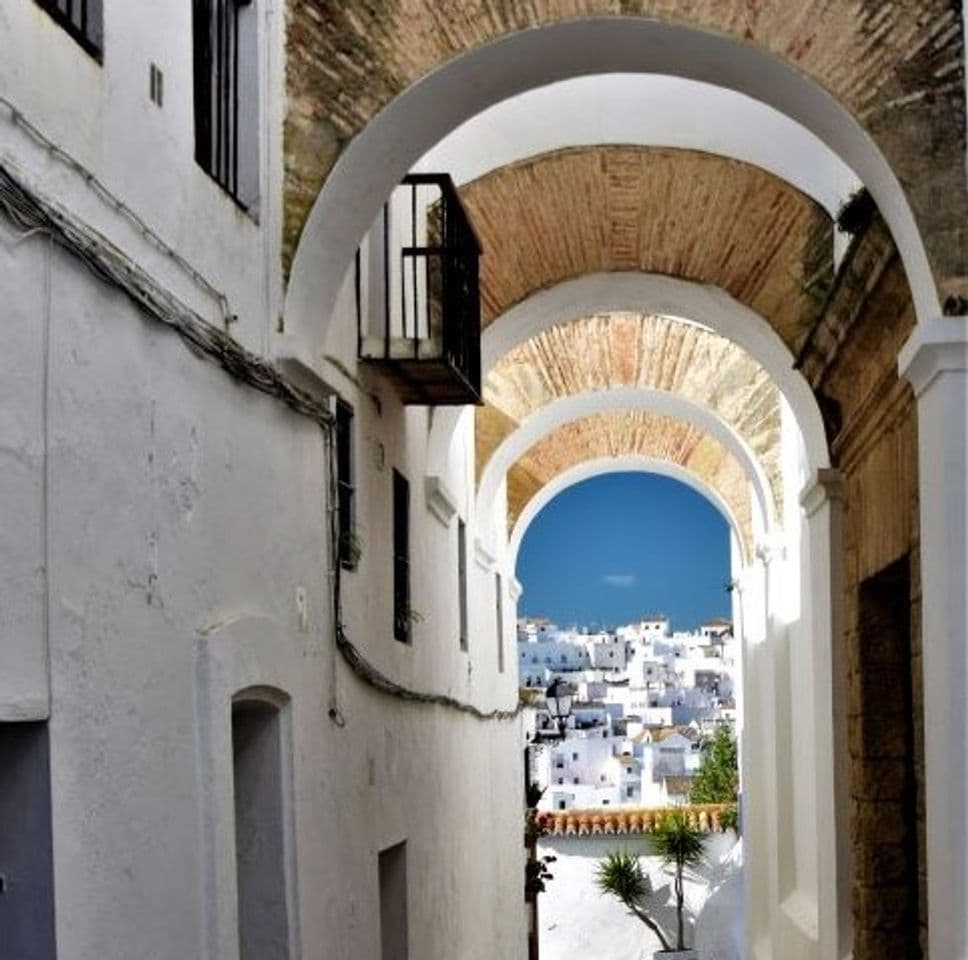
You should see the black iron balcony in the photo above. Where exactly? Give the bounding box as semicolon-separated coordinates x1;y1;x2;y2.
356;174;483;405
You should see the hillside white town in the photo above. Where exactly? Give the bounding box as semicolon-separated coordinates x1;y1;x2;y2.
520;616;738;812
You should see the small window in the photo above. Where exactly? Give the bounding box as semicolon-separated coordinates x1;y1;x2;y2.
627;785;634;798
557;777;564;785
193;0;260;209
572;752;578;761
232;698;292;960
35;0;103;59
573;778;579;785
558;800;566;811
336;400;356;569
0;723;56;957
379;841;409;960
392;469;411;644
602;799;610;806
457;518;468;650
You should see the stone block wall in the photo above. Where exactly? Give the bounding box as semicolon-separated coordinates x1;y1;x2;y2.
852;556;922;957
805;220;926;956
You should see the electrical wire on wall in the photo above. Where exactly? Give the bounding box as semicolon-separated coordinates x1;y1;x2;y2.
0;164;332;431
0;93;233;328
323;424;346;729
324;411;523;725
0;158;522;727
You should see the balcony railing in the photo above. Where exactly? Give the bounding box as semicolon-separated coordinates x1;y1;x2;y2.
357;173;482;405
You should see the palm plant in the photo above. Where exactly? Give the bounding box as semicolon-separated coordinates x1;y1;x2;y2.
596;849;672;951
596;811;707;954
652;811;706;950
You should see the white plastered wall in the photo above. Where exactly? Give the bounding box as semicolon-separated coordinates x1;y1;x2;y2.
0;224;526;960
0;8;527;955
0;0;285;353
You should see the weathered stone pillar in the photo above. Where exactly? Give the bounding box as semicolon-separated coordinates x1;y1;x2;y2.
899;316;968;960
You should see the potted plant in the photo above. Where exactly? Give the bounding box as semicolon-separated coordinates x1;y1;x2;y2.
524;784;556;897
596;810;707;959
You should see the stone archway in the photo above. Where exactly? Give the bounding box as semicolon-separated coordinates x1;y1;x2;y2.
475;389;773;552
426;273;830;484
507;455;748;568
276;14;964;954
284;14;960;339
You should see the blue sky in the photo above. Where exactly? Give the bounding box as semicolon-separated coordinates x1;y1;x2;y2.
515;472;731;631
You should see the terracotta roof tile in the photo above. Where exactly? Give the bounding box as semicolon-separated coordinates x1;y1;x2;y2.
538;803;733;837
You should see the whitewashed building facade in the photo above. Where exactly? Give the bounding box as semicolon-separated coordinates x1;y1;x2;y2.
1;4;967;960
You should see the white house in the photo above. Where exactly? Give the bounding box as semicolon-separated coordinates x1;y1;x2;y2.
588;634;628;670
518;632;592;686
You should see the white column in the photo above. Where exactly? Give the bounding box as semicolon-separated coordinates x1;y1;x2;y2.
899;316;968;960
800;469;850;960
746;545;781;955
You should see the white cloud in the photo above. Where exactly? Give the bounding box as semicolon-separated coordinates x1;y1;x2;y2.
602;573;637;588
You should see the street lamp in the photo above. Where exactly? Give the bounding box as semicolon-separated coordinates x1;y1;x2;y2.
524;680;574;960
544;678;573;739
525;678;575;803
525;678;574;799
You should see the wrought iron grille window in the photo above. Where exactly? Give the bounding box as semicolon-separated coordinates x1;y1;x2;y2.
336;400;356;569
392;470;411;644
35;0;103;59
356;174;482;405
193;0;259;209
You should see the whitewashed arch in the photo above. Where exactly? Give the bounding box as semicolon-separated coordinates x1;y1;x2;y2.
286;17;939;348
414;75;860;214
427;273;827;482
508;455;748;568
477;387;771;548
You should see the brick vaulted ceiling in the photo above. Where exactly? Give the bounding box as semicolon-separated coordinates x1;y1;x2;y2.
285;1;966;296
501;410;753;549
478;312;782;513
459;147;833;354
455;152;803;541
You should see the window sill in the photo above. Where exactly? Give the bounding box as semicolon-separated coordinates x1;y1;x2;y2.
35;3;103;63
195;161;261;225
